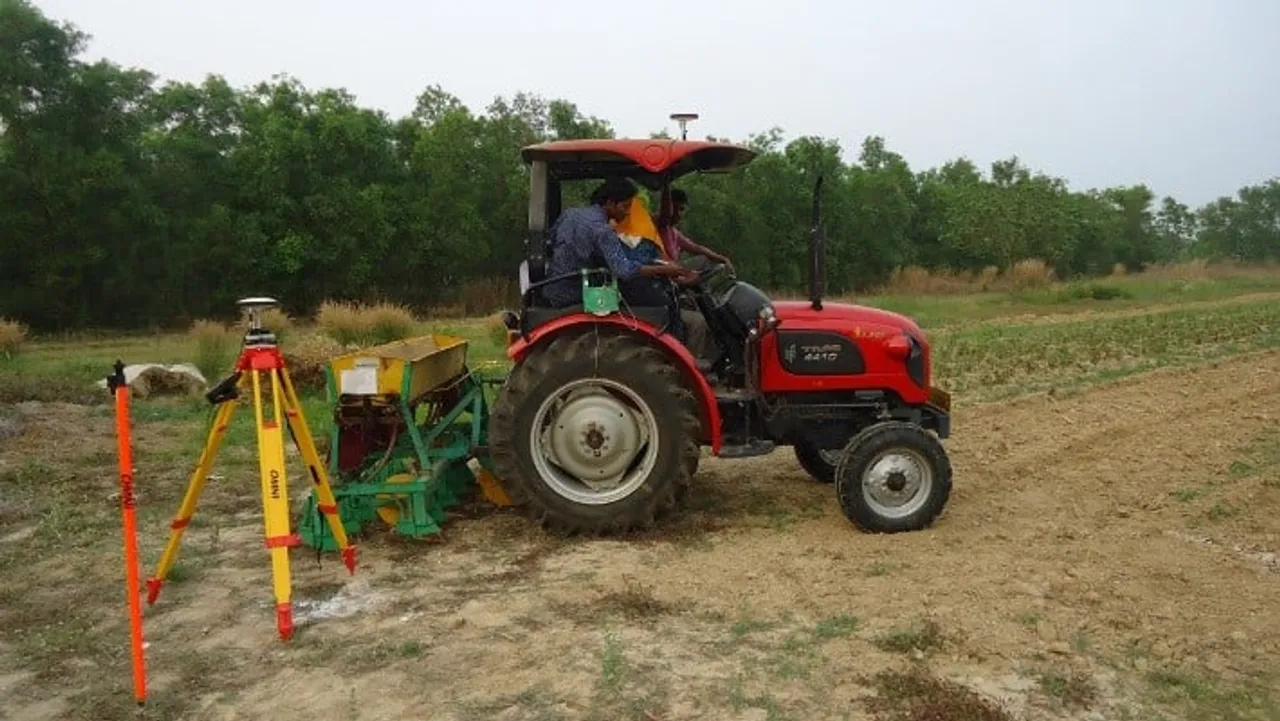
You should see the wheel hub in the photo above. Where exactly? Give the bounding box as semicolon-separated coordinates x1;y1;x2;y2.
863;450;932;518
532;380;657;505
885;471;907;492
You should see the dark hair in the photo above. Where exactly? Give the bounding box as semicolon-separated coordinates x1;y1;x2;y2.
592;177;638;205
670;188;688;205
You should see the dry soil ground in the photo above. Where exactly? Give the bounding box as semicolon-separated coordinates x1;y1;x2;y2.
2;314;1279;720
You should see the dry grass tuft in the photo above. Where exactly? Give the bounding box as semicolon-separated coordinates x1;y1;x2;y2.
282;332;346;391
880;259;1055;295
457;277;519;316
316;300;418;347
1005;258;1056;290
0;318;28;359
863;666;1016;721
592;576;688;620
424;277;521;319
188;319;237;380
873;618;947;655
883;266;980;295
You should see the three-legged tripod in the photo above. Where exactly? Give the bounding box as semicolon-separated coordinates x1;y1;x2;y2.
145;297;357;640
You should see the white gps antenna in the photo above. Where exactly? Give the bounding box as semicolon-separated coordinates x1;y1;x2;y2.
669;112;698;140
237;297;279;331
236;297;280;346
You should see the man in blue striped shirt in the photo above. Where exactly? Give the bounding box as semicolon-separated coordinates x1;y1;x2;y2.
541;177;712;360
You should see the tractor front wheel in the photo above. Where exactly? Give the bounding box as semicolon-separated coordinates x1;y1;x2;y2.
833;421;951;533
488;330;701;534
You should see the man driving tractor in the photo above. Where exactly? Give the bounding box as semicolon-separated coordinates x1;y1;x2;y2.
541;177;714;363
660;188;733;272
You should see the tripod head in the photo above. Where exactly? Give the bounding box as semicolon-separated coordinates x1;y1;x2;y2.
237;297;279;348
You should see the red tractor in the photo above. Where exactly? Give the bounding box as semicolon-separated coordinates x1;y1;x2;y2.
488;137;953;535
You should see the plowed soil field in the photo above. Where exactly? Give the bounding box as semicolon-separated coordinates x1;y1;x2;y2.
2;304;1278;721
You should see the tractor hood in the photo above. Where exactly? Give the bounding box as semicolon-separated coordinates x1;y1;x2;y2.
772;300;924;337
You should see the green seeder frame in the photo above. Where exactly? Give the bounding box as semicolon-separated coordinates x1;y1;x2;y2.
298;362;499;553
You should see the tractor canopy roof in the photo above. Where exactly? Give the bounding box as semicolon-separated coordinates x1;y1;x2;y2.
520;139;757;189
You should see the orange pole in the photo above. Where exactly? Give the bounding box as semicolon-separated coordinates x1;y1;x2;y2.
109;361;147;705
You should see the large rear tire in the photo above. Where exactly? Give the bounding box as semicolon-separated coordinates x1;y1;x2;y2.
834;421;951;533
488;329;702;534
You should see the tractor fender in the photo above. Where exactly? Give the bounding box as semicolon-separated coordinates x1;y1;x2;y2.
507;314;723;454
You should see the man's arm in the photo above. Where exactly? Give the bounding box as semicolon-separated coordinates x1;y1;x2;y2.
591;223;644;279
593;224;693;282
673;227;731;265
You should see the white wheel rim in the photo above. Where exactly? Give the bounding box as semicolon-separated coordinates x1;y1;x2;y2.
530;378;659;506
861;448;933;519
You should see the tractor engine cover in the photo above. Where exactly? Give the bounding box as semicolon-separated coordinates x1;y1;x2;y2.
719;281;773;330
758;300;933;404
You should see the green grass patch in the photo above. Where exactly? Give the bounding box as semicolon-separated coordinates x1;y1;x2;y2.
873;618;946;656
1230;432;1280;488
813;614;859;639
1035;669;1099;710
934;297;1280;400
849;273;1280;329
1146;668;1280;721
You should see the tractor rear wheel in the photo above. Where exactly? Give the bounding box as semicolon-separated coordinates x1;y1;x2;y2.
488;330;701;534
833;421;951;533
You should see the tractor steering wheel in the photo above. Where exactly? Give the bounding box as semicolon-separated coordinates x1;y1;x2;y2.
696;261;729;284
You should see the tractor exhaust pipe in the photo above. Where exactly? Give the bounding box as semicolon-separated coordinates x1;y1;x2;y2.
808;175;826;311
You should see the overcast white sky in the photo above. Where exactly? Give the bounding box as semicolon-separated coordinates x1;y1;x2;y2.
34;0;1280;208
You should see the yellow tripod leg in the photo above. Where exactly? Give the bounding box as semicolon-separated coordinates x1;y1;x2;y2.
278;367;358;574
252;369;297;641
146;397;238;605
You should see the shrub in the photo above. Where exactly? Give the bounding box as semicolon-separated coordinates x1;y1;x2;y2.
188;319;236;380
0;318;28;359
1004;258;1055;290
282;332;346;391
316;300;418;347
882;266;979;295
876;259;1056;296
364;302;418;345
484;313;511;349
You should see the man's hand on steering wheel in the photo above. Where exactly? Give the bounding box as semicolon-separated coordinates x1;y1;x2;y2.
673;268;700;286
709;253;734;275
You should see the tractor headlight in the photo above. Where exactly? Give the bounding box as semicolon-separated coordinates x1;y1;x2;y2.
758;305;779;330
883;334;911;359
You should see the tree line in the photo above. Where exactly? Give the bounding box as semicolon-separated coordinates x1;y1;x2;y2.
2;0;1277;332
